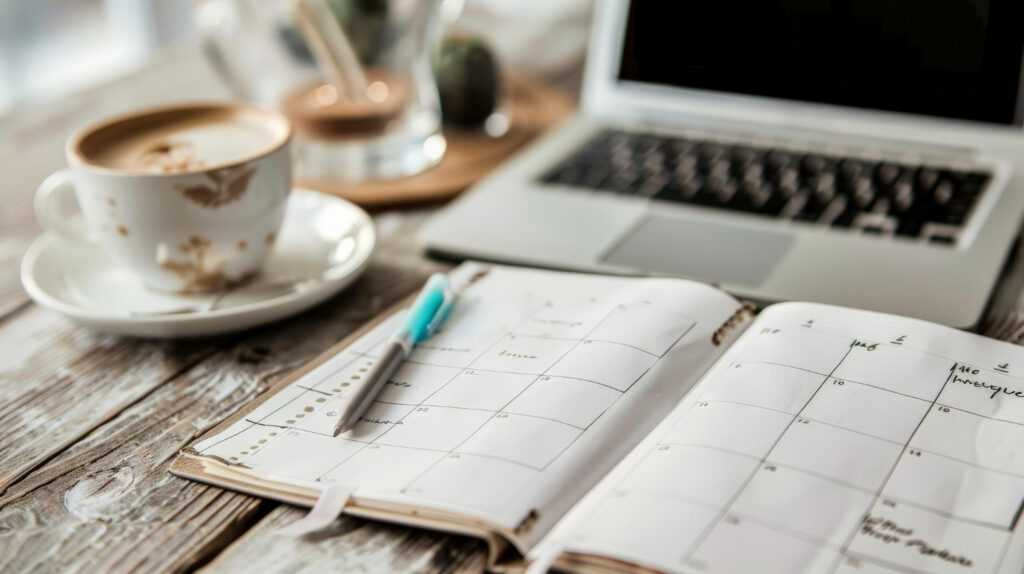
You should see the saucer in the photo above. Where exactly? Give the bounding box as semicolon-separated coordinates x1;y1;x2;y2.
21;189;375;338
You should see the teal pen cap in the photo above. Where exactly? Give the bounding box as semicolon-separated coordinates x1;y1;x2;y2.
401;273;455;344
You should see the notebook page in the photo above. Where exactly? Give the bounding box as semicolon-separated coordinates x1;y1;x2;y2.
190;263;741;545
551;302;1024;574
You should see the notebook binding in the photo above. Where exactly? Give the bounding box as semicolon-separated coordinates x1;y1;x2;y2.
712;301;757;346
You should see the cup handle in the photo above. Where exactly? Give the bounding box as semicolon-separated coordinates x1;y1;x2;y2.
35;169;91;241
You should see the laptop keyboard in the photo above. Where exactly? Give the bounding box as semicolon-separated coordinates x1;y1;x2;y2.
540;130;992;246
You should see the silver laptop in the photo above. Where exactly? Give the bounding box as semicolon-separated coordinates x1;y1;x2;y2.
420;0;1024;327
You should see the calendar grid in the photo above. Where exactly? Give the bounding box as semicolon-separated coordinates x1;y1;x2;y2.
735;358;1024;432
189;269;1024;572
394;302;697;497
572;315;1024;573
197;293;698;516
830;360;989;573
533;319;700;478
391;303;621;490
680;346;854;562
315;303;554;484
678;395;1024;483
197;288;712;516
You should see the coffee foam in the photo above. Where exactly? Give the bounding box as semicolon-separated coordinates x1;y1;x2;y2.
75;105;289;174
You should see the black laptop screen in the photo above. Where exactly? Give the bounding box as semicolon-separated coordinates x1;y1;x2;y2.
619;1;1024;125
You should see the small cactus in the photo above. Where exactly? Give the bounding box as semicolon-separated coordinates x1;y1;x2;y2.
434;34;501;127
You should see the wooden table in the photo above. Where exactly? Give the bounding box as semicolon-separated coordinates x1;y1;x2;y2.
2;48;1023;574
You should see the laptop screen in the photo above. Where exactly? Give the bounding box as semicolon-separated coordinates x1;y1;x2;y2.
619;1;1024;125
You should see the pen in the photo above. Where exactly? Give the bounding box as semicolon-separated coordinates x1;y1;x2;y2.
333;273;456;436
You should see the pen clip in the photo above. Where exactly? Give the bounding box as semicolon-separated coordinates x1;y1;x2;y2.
425;284;455;338
403;273;456;344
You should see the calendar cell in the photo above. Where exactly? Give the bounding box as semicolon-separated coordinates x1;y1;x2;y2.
689;516;839;573
405;453;539;515
661;401;791;459
505;376;620;429
374;405;492;451
458;413;580;468
834;345;953;400
769;420;902;492
848;498;1009;574
697;361;825;414
622;444;758;507
883;449;1024;528
547;341;657;391
586;304;694;356
801;379;930;443
731;465;875;545
427;370;535;411
737;328;849;375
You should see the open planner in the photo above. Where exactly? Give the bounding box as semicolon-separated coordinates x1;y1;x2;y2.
172;263;1024;573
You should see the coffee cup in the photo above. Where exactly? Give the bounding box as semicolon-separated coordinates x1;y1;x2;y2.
35;102;293;293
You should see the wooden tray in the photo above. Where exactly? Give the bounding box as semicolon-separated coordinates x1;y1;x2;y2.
295;75;573;208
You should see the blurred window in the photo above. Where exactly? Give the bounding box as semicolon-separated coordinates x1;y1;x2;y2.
0;0;194;113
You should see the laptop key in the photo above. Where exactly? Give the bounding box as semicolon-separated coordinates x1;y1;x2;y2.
636;176;668;197
801;154;838;178
839;159;870;181
959;173;988;196
756;195;788;216
896;218;924;237
916;168;940;192
692;184;725;206
730;146;761;167
765;150;794;173
654;178;702;202
580;167;613;188
832;207;859;228
540;130;993;247
543;166;584;186
876;162;902;187
794;195;829;223
600;170;640;193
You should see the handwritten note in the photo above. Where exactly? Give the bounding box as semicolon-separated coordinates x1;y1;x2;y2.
554;302;1024;574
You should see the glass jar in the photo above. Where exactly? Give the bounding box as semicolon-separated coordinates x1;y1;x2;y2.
195;0;446;183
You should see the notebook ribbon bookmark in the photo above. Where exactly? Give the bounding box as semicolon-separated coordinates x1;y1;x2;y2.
278;484;354;537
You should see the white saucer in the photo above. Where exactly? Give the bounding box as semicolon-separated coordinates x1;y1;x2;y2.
21;189;375;338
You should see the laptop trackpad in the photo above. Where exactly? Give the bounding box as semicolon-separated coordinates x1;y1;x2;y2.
601;214;793;286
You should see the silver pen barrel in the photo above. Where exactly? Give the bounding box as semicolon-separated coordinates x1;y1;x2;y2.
333;338;408;435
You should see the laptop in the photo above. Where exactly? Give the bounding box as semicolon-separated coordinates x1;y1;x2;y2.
420;0;1024;327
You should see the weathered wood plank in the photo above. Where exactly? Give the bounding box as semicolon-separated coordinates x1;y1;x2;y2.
0;253;486;574
200;506;488;574
0;306;218;494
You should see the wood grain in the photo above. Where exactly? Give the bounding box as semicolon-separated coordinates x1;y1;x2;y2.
201;506;488;574
0;260;487;574
0;306;217;494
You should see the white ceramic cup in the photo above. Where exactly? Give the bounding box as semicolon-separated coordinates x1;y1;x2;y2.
35;102;293;293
